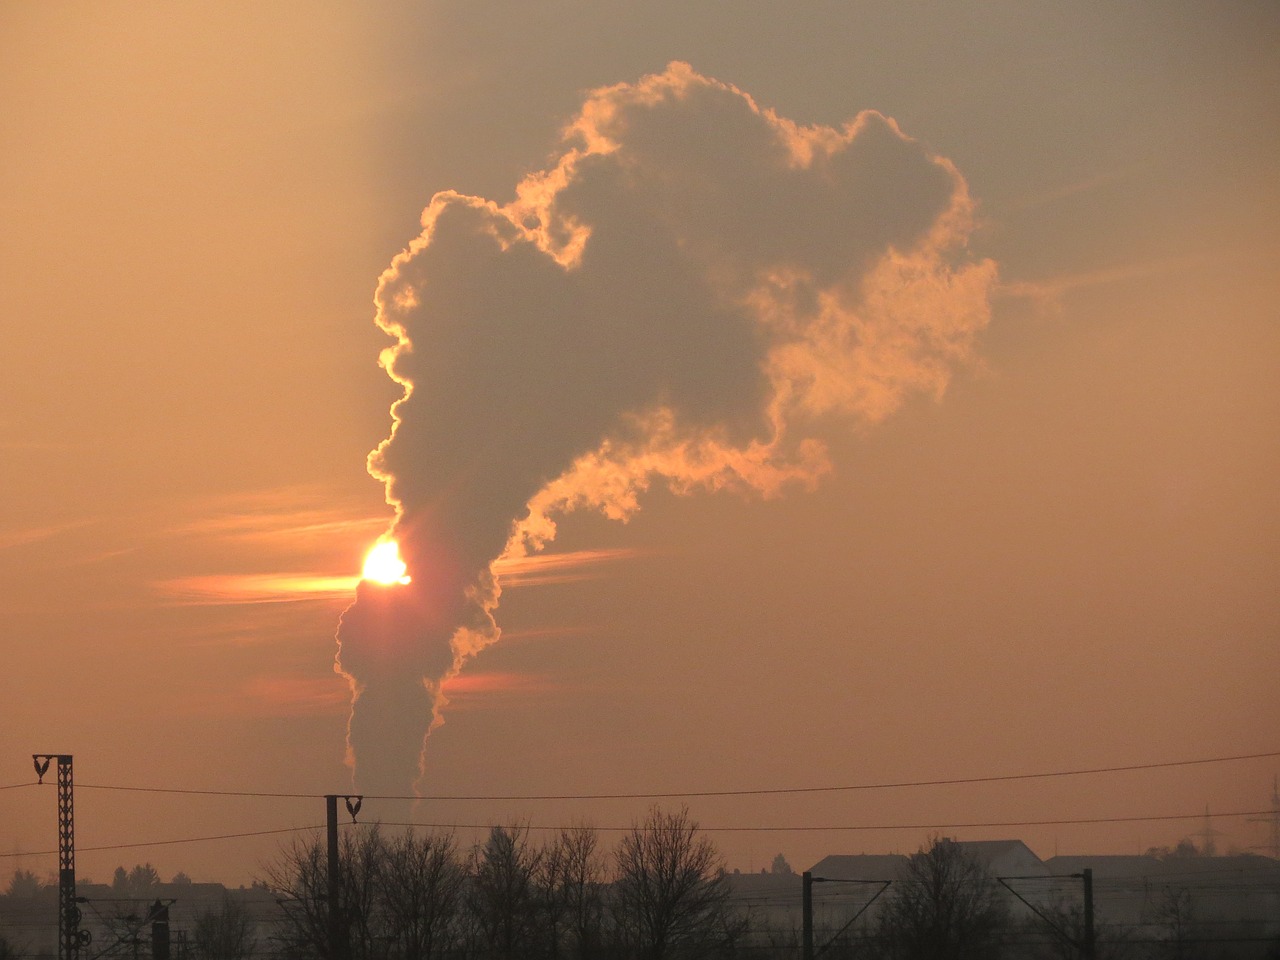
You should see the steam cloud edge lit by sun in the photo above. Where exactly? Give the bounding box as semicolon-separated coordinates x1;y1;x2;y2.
361;539;411;585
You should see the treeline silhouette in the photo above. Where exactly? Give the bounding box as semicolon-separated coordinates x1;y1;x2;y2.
259;806;740;960
4;808;1280;960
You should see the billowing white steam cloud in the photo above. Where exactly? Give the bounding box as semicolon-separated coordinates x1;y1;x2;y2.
336;62;996;794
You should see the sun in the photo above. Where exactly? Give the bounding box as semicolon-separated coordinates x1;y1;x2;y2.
362;539;411;585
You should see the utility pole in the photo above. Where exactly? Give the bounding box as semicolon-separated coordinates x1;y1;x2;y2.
150;899;171;960
1247;776;1280;858
33;754;85;960
802;871;813;960
1191;805;1221;855
801;872;891;960
326;795;344;960
997;871;1095;959
325;794;362;960
1082;868;1095;960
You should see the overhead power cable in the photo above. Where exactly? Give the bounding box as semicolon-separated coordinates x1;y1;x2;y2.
77;784;316;799
69;748;1280;801
3;809;1271;859
378;808;1273;833
0;825;322;859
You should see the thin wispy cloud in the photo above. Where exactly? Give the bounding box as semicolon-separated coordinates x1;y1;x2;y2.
440;670;562;704
242;674;350;716
0;519;96;552
154;573;361;606
153;549;635;606
997;250;1231;309
492;547;637;587
1001;167;1135;214
170;486;388;544
177;673;350;719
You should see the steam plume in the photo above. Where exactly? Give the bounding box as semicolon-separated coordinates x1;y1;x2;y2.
336;62;996;794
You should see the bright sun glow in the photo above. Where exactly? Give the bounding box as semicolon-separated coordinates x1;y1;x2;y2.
362;539;410;585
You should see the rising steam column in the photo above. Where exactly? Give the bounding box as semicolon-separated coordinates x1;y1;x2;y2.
33;754;86;960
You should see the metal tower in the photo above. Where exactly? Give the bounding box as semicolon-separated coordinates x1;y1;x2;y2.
1248;776;1280;859
1190;804;1223;856
33;754;84;960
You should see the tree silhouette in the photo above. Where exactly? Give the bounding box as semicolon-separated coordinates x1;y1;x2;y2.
255;818;747;959
110;863;161;899
467;824;542;959
5;870;42;899
192;894;256;960
259;832;330;957
611;806;741;960
381;829;465;960
873;837;1008;960
538;824;606;960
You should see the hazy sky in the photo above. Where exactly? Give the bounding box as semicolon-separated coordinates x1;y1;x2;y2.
2;2;1277;886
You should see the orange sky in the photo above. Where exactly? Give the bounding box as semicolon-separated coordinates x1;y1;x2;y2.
2;3;1277;886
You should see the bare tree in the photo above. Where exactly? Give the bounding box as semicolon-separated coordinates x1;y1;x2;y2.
192;894;256;960
381;830;465;960
873;836;1008;960
467;824;543;959
94;898;171;960
536;830;572;959
538;825;606;960
1149;887;1200;960
342;824;391;960
1014;901;1136;960
261;825;402;960
264;825;468;960
259;831;330;959
611;806;741;960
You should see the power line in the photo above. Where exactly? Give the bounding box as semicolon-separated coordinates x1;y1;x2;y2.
379;809;1274;833
68;748;1280;802
0;825;322;859
8;808;1269;859
77;784;317;799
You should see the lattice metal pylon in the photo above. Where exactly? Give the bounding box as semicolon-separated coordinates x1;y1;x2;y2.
34;754;82;960
1248;776;1280;859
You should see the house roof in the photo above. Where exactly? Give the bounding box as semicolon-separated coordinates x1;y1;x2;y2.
726;871;802;896
809;841;1045;881
807;854;907;881
1044;855;1166;879
949;839;1039;864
